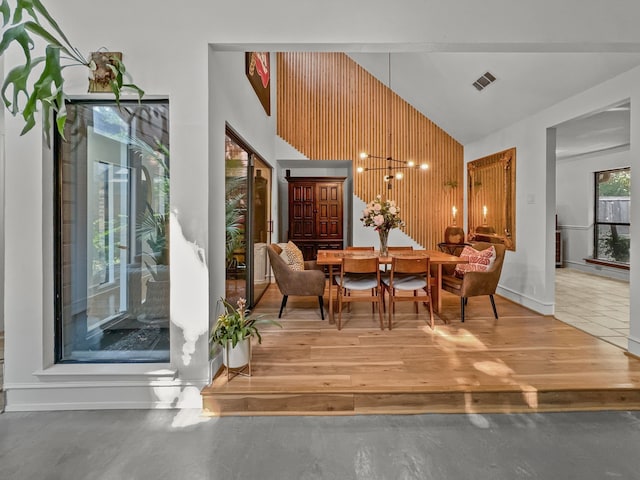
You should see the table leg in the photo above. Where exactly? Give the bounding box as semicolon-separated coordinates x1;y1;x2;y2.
432;264;442;313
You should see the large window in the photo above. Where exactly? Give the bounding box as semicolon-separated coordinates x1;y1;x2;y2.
55;100;170;362
594;167;630;264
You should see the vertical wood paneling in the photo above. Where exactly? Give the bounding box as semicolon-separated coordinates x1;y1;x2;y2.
277;52;464;249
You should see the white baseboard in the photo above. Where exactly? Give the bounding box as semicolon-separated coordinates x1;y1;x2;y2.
628;335;640;357
496;285;554;316
4;380;205;411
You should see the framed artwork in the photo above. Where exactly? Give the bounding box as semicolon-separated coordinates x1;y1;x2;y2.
245;52;271;116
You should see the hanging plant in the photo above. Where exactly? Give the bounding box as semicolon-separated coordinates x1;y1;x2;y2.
0;0;144;145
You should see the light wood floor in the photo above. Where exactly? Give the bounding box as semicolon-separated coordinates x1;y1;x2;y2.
202;283;640;416
555;268;629;349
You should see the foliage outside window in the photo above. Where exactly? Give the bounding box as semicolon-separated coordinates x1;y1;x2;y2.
55;100;170;363
594;168;630;264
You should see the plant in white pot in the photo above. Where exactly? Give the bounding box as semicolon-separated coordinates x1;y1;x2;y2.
209;298;280;378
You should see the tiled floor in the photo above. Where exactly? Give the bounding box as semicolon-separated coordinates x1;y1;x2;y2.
555;268;630;349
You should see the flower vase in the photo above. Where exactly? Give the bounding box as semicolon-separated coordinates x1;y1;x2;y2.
378;229;389;256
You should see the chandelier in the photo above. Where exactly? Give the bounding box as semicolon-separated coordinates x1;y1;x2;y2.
357;53;429;189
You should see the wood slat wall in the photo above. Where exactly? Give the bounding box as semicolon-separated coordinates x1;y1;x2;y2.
277;52;464;248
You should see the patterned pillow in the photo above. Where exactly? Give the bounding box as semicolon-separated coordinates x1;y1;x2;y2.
284;241;305;271
454;245;496;278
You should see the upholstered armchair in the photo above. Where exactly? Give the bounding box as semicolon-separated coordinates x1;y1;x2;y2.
441;241;506;322
267;244;326;319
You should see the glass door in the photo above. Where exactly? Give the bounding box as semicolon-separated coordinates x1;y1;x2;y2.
225;129;272;308
251;157;272;303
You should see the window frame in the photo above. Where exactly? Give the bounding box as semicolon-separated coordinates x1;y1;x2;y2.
53;98;170;363
593;166;631;265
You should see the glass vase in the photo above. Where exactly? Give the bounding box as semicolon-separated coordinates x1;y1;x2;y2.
378;229;389;257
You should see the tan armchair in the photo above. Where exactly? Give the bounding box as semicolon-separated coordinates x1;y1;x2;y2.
267;244;326;320
441;242;506;322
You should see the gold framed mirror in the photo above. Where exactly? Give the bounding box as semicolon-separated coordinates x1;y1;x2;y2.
467;147;516;251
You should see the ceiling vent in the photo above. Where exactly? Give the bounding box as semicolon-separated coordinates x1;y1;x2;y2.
472;72;497;91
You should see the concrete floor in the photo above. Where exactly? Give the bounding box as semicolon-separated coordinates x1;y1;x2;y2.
1;410;640;479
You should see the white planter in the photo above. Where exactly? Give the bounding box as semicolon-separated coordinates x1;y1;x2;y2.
222;338;251;369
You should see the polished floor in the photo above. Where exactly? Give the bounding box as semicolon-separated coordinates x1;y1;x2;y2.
1;409;640;479
203;284;640;415
555;268;630;349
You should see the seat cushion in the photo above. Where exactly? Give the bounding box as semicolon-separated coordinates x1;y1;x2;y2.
382;274;427;291
284;241;305;271
454;245;496;278
339;274;379;290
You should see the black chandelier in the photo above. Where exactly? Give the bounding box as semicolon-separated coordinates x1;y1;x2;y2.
356;53;429;189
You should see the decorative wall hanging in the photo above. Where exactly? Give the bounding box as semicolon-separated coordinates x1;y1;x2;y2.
246;52;271;115
88;51;123;93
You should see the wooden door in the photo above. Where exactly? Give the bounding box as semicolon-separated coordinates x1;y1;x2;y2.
287;177;345;260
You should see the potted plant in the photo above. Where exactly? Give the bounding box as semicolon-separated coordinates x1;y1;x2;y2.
209;298;280;371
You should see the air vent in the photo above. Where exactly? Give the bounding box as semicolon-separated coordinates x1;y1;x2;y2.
472;72;497;91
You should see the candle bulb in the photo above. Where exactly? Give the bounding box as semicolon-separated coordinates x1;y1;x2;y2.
482;205;488;224
452;206;457;226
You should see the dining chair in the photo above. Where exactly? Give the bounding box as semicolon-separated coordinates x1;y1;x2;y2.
441;242;506;322
381;245;414;272
336;256;384;330
381;255;434;330
266;244;326;320
345;245;375;309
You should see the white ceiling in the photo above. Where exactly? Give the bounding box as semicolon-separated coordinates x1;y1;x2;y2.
348;52;640;148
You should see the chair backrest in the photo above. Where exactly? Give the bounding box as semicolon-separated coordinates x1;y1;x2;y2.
390;255;430;276
342;255;379;274
267;243;291;290
346;246;374;251
462;242;506;295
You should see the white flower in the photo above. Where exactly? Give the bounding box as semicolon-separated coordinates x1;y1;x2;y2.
389;206;397;214
373;215;384;226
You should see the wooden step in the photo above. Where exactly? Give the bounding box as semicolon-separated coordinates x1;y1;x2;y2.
202;286;640;416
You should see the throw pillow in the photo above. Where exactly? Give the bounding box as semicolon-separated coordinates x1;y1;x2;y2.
454;245;496;278
284;241;305;271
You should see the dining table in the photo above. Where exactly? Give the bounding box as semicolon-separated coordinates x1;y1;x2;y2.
316;249;468;324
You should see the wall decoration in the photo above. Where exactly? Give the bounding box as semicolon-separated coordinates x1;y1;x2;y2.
467;147;516;250
246;52;271;115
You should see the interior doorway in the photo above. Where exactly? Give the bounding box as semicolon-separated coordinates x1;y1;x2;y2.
552;101;631;349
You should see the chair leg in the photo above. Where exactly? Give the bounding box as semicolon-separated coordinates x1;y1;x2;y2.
413;290;418;314
318;296;325;320
279;295;288;318
426;288;434;329
490;294;498;319
338;291;343;330
377;289;384;330
460;296;465;322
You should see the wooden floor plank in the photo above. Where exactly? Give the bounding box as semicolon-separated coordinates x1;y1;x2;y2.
202;283;640;416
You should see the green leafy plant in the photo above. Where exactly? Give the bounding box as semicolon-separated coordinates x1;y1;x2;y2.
225;173;246;268
209;298;281;356
600;228;630;263
133;139;170;280
0;0;144;145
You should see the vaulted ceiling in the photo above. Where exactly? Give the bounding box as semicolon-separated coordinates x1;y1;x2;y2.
348;52;640;149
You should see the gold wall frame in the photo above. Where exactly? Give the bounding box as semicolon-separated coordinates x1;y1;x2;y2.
467;147;516;250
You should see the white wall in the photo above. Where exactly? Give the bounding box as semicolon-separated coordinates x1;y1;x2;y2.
465;65;640;356
3;2;215;410
556;147;630;281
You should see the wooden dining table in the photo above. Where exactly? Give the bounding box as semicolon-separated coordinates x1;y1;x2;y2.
316;249;467;324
